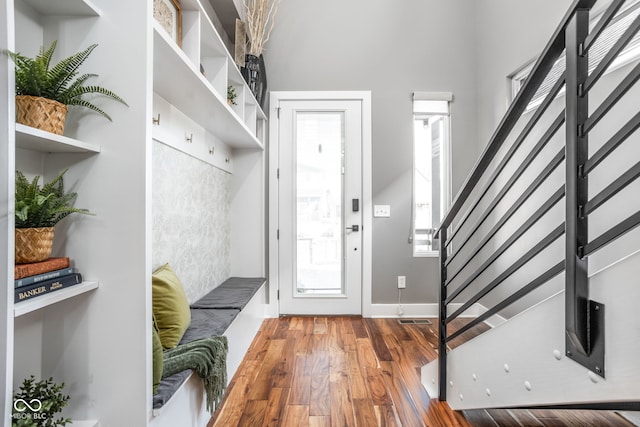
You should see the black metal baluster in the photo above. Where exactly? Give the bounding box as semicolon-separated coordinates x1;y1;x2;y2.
438;227;448;401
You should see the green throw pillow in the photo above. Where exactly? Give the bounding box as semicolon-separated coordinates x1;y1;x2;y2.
152;322;163;394
152;263;191;349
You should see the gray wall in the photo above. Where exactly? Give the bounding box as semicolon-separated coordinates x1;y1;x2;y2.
265;0;479;304
474;0;573;147
265;0;618;306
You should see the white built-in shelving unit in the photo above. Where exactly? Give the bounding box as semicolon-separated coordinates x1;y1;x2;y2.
16;124;101;153
1;0;266;424
21;0;100;17
14;282;99;318
151;0;267;281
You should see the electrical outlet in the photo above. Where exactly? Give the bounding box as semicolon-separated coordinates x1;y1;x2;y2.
397;276;406;289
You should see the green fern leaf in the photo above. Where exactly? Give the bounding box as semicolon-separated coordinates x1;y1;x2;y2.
6;41;127;121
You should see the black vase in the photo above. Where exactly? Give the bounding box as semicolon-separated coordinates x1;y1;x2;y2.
241;54;267;109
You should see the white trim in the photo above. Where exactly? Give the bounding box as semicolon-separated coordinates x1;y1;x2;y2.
268;91;373;317
369;302;505;320
414;251;439;258
267;95;280;318
362;92;373;317
413;91;454;102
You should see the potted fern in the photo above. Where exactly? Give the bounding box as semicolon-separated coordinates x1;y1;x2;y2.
15;169;93;264
6;41;127;135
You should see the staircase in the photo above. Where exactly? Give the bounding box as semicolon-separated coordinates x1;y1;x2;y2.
423;0;640;412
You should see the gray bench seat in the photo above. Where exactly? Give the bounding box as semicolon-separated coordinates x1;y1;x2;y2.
152;277;265;410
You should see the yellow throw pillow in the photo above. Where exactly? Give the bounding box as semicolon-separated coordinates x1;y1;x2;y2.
152;264;191;349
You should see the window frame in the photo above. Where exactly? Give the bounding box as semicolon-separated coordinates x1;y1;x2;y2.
509;0;640;110
411;92;453;258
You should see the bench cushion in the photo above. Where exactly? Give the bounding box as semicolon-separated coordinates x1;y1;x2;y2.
153;277;266;411
190;277;265;310
180;308;240;344
153;308;239;409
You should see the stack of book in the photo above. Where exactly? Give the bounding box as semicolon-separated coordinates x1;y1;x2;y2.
14;257;83;303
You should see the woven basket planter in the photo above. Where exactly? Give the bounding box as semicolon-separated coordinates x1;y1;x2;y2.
15;95;68;135
15;227;55;264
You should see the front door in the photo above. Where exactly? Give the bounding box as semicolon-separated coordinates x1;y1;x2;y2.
277;98;363;315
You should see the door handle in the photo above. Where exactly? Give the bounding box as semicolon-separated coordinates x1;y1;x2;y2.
346;225;359;232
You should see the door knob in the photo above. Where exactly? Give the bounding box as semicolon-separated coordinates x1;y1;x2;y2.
346;225;359;232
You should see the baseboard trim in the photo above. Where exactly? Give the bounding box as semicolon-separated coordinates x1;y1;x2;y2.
369;302;508;328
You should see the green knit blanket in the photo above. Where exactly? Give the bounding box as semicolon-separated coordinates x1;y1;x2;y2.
162;336;228;412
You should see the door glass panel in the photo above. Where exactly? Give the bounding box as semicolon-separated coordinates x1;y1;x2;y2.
295;112;344;295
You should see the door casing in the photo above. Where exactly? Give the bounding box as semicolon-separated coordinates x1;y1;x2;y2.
268;91;372;317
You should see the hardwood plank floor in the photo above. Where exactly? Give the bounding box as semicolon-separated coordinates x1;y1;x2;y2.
208;317;633;427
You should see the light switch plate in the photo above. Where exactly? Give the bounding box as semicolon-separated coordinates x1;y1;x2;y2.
374;205;391;217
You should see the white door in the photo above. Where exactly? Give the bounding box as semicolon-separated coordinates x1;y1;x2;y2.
277;98;363;315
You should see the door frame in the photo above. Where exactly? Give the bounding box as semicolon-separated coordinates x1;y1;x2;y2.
268;91;372;317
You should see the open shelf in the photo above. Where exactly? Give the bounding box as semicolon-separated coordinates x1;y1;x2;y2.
16;124;101;154
14;281;99;317
21;0;101;16
152;24;264;150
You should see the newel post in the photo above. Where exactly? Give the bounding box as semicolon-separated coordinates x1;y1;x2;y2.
565;7;605;377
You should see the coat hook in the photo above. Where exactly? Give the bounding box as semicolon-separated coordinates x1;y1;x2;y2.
152;114;160;125
209;147;215;155
225;157;230;163
186;133;193;143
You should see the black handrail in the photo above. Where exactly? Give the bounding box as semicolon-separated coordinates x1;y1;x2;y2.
444;111;565;269
446;145;565;275
437;0;640;403
582;12;640;93
444;73;567;248
437;0;597;236
584;109;640;173
446;261;565;343
584;0;624;51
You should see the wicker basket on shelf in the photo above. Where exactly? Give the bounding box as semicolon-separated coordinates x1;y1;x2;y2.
15;227;55;264
15;95;68;135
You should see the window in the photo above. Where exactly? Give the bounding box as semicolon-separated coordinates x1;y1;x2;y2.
412;92;452;256
510;0;640;111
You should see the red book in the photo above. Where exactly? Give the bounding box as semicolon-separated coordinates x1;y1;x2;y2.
14;257;70;280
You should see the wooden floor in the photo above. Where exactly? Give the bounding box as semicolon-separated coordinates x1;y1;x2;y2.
208;317;633;427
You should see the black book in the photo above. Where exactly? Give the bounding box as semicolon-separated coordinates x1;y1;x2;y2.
15;267;77;289
14;273;83;303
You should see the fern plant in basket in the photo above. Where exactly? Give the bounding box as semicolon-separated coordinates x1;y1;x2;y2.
15;169;93;264
6;41;127;135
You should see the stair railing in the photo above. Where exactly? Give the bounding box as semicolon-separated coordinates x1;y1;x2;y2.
437;0;640;401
